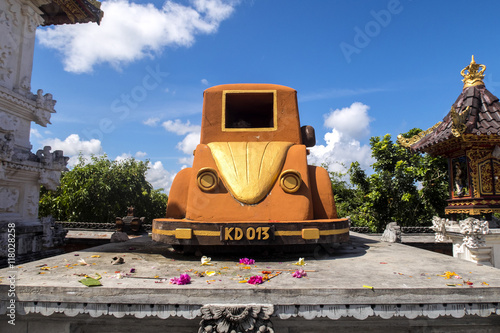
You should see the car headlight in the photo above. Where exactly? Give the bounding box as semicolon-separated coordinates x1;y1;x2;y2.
279;169;301;193
197;167;218;191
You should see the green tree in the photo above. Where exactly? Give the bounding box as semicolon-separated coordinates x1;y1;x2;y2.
39;155;168;223
331;129;449;232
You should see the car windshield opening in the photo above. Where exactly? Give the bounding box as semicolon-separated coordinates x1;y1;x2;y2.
224;92;275;129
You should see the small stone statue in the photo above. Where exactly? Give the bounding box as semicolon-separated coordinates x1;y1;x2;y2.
115;206;145;235
380;222;401;243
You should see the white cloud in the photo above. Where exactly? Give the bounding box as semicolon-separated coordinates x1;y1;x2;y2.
146;161;176;192
308;102;374;174
162;119;201;135
308;129;373;173
37;0;238;73
42;134;103;167
42;134;102;156
161;118;200;163
30;128;42;139
135;151;147;158
115;152;132;162
178;156;194;165
176;132;201;155
143;117;160;126
323;102;371;140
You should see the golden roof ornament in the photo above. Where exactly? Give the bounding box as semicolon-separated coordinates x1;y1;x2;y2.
461;55;486;88
450;106;470;137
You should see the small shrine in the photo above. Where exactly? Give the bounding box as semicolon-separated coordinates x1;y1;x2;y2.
115;206;145;235
398;56;500;267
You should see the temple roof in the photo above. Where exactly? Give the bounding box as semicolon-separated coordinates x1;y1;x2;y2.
38;0;103;26
398;57;500;153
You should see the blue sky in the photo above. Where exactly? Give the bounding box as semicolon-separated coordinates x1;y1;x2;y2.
29;0;500;192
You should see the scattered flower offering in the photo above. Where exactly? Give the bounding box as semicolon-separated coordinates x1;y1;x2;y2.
439;271;459;279
292;269;307;278
170;274;191;285
247;276;263;285
78;259;90;266
239;258;255;265
129;268;136;273
201;256;212;266
293;258;306;266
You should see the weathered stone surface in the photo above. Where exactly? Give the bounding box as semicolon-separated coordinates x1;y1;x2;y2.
110;231;130;243
2;232;500;330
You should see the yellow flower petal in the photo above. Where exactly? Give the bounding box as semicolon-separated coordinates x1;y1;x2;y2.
293;258;306;266
200;256;213;266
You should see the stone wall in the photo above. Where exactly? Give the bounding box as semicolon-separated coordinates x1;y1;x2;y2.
0;0;67;262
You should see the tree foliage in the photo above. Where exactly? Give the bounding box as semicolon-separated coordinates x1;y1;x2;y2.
330;129;449;232
39;155;168;223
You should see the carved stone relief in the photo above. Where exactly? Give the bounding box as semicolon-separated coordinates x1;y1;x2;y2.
6;0;21;28
39;169;62;191
431;216;453;242
41;215;67;248
0;186;19;212
459;217;489;249
0;111;19;131
0;43;13;82
36;146;68;169
0;162;5;179
0;131;14;160
26;184;39;217
0;0;20;86
21;4;43;33
199;305;274;333
32;89;56;126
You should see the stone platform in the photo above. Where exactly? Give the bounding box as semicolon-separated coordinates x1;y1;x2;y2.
1;232;499;332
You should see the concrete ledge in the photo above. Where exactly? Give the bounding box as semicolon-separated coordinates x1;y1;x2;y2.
1;232;499;330
3;301;499;320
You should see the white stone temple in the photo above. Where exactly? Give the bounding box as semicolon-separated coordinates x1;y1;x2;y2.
0;0;102;266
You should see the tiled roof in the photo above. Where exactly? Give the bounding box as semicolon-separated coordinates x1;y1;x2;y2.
409;85;500;152
39;0;103;26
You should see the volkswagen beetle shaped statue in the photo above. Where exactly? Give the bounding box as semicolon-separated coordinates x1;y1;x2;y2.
153;84;349;250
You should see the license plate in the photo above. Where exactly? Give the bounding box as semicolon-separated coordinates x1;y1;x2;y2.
222;225;274;241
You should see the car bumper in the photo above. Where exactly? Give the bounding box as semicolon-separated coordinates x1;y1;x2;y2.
152;218;349;246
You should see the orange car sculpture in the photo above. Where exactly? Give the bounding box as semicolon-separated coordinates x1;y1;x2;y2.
153;84;349;249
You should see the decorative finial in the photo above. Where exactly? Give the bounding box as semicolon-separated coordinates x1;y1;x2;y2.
461;55;486;88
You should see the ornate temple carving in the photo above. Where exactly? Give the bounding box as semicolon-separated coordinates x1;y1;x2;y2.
399;56;500;216
459;217;490;249
0;0;101;263
431;216;452;242
0;131;14;160
461;55;486;88
450;106;470;137
397;121;442;148
199;305;274;333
